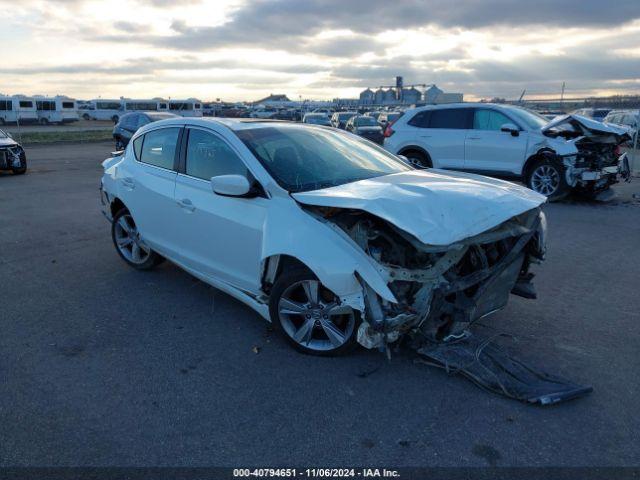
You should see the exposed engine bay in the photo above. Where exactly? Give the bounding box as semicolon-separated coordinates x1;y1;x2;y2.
307;205;545;350
0;144;24;171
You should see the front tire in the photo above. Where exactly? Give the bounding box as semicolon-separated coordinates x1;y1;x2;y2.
269;268;359;356
11;152;27;175
111;209;163;270
526;156;570;202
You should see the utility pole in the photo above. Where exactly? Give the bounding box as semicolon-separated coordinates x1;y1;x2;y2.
560;82;565;103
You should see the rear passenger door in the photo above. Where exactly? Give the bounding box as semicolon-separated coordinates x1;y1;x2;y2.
172;127;268;292
464;108;528;174
417;108;471;168
122;127;181;257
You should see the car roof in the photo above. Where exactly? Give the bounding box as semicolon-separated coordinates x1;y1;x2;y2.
136;117;306;133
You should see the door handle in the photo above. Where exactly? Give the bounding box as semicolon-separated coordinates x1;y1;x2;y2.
467;136;481;140
121;177;135;190
419;134;432;138
177;198;195;212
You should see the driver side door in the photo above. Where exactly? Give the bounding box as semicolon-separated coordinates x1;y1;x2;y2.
172;127;268;293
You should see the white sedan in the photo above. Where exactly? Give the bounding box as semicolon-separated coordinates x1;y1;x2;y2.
101;118;547;356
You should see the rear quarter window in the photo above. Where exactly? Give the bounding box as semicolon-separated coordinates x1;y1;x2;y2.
133;135;144;160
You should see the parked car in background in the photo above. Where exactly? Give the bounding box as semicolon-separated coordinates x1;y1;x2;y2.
35;95;79;124
330;111;357;129
345;115;384;144
384;103;630;201
0;128;26;174
112;112;179;150
302;113;331;126
100;117;547;356
311;108;332;117
572;108;611;122
378;111;402;128
365;111;383;122
603;110;639;141
250;106;277;119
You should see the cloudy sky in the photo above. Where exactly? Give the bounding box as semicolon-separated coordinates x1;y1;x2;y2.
1;0;639;102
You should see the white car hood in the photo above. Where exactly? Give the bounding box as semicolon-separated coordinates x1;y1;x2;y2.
293;169;545;246
542;114;629;137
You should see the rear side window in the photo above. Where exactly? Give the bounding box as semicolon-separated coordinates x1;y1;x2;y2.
62;102;75;109
408;111;431;128
473;109;513;131
428;108;471;129
185;129;247;180
139;127;180;169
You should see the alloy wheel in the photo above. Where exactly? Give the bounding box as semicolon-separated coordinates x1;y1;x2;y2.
278;279;356;352
531;165;560;196
113;214;151;265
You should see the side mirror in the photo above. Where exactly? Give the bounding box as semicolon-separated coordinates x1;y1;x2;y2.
500;123;520;136
211;175;252;197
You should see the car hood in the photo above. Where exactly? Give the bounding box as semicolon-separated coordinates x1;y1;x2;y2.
292;169;545;246
542;114;629;137
0;137;18;147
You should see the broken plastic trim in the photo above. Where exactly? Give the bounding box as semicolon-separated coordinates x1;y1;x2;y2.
416;332;593;405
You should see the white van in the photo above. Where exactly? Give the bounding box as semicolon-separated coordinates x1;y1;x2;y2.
35;96;79;124
83;99;124;122
0;95;38;124
122;98;169;113
168;98;203;117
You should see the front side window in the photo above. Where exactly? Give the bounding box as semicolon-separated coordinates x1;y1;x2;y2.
185;129;247;180
19;101;33;108
236;124;411;193
133;135;143;160
62;101;75;109
428;108;471;129
139;127;180;169
473;109;513;131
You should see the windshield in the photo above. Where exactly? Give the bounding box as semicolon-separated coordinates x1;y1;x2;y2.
503;106;549;130
0;129;7;138
356;117;378;127
236;124;411;193
306;116;329;125
148;113;176;120
338;113;355;120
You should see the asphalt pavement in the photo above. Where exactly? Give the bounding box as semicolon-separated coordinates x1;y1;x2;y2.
1;141;639;468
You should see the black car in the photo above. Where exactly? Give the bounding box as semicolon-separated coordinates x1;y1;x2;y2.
112;112;178;150
0;128;26;174
345;115;384;144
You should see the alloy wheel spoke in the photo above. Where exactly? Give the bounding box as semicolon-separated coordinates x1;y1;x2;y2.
279;298;307;315
293;317;315;345
116;236;133;248
302;280;319;304
324;302;353;317
118;217;132;234
320;318;346;347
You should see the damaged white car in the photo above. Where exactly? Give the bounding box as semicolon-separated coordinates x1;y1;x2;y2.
384;104;631;201
100;118;548;357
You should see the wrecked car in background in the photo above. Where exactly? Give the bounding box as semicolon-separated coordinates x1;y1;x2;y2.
101;118;590;404
0;128;26;174
384;104;630;201
540;114;631;200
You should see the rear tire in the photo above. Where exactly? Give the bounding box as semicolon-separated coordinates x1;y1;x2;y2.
269;268;360;356
402;150;432;169
525;156;570;202
111;209;164;270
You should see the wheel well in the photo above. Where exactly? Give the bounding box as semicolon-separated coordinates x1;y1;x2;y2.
398;146;432;166
261;255;312;294
110;197;127;217
522;149;556;178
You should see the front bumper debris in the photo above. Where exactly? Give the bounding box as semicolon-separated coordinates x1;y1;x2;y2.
416;332;593;405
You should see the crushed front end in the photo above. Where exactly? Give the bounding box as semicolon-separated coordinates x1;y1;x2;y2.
309;206;546;350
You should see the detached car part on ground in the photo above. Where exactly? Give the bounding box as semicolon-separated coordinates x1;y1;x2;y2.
536;114;631;201
0;129;26;174
101;118;591;404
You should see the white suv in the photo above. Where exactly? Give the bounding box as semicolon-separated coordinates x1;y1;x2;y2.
384;103;630;200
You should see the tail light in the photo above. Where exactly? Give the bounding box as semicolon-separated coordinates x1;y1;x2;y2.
383;123;395;138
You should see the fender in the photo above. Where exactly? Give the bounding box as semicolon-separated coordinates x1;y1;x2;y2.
259;197;397;307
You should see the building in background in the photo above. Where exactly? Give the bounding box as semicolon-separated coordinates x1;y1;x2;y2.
358;78;463;107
